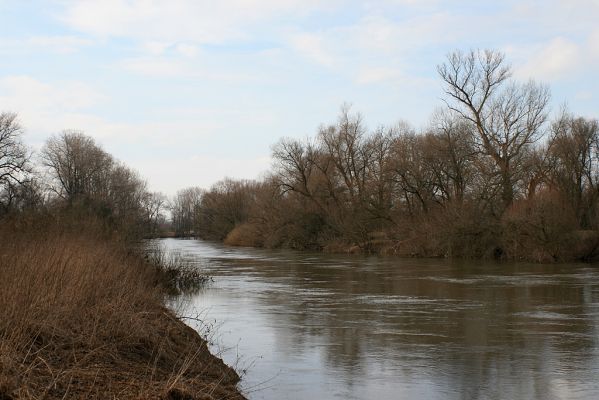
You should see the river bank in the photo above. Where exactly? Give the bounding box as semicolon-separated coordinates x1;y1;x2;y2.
0;220;245;400
221;221;599;263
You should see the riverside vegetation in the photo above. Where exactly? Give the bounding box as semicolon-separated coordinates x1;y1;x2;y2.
171;50;599;262
0;117;244;397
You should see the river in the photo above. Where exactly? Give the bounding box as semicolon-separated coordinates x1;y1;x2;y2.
160;238;599;400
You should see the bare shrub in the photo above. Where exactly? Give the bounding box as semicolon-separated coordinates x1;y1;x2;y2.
502;191;579;262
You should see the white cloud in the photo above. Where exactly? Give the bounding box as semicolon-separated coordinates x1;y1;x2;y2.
131;154;271;194
588;29;599;59
288;12;463;86
59;0;333;44
142;41;171;55
355;67;403;84
118;55;255;82
175;43;199;58
0;75;104;114
515;37;582;81
120;57;191;77
0;35;92;55
0;75;199;145
349;13;460;53
291;33;337;68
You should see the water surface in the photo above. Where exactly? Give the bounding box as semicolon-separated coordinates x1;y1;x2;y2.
160;238;599;400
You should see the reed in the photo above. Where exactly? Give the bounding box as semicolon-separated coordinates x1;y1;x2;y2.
0;218;244;399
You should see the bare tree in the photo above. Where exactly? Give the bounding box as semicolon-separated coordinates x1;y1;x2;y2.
318;105;369;206
107;162;147;220
362;125;399;223
141;191;168;237
548;112;599;227
390;131;437;214
426;109;477;204
171;187;204;237
0;113;29;196
40;131;113;203
272;137;318;200
438;49;550;208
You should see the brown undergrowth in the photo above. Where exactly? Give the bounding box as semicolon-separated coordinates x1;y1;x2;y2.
0;217;245;400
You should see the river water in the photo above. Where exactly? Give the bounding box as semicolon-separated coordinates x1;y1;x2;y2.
160;238;599;400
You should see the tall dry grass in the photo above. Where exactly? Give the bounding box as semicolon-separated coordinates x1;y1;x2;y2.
0;218;244;400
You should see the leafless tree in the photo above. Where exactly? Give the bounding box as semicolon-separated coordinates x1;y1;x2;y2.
107;162;147;220
272;137;319;200
426;110;478;204
548;112;599;227
141;191;168;237
40;131;113;202
171;186;204;237
0;113;29;196
362;125;400;223
438;49;550;208
318;105;369;206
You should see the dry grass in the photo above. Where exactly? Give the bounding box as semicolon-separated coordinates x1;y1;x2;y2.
0;219;245;400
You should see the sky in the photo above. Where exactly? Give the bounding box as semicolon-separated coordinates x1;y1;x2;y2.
1;0;598;196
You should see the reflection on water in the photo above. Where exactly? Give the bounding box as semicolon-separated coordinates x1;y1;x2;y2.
159;238;599;400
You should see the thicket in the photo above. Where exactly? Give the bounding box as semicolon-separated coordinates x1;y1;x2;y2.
175;50;599;262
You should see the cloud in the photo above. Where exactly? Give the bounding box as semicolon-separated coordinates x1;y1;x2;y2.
0;35;92;55
515;37;582;81
131;154;271;194
118;55;255;82
588;29;599;59
287;12;462;86
513;30;599;83
59;0;332;44
0;75;182;145
0;75;104;114
355;67;403;84
175;43;199;58
120;57;192;77
290;33;337;68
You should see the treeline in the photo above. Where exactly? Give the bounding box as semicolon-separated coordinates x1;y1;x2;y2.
173;49;599;262
0;114;168;238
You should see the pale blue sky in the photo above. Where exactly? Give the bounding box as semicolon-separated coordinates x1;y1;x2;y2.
1;0;598;195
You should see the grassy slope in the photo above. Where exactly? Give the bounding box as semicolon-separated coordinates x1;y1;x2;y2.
0;220;245;400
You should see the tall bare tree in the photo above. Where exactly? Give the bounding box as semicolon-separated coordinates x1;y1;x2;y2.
438;49;550;208
0;113;29;197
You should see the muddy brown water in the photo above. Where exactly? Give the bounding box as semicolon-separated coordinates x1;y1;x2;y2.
160;238;599;400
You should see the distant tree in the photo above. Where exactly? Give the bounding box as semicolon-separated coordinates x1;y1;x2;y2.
438;49;550;209
390;131;436;214
106;162;148;225
171;187;203;237
362;125;400;224
0;112;30;213
548;113;599;227
141;191;168;237
40;131;113;203
0;179;45;215
426;110;478;204
195;179;257;240
272;136;320;202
